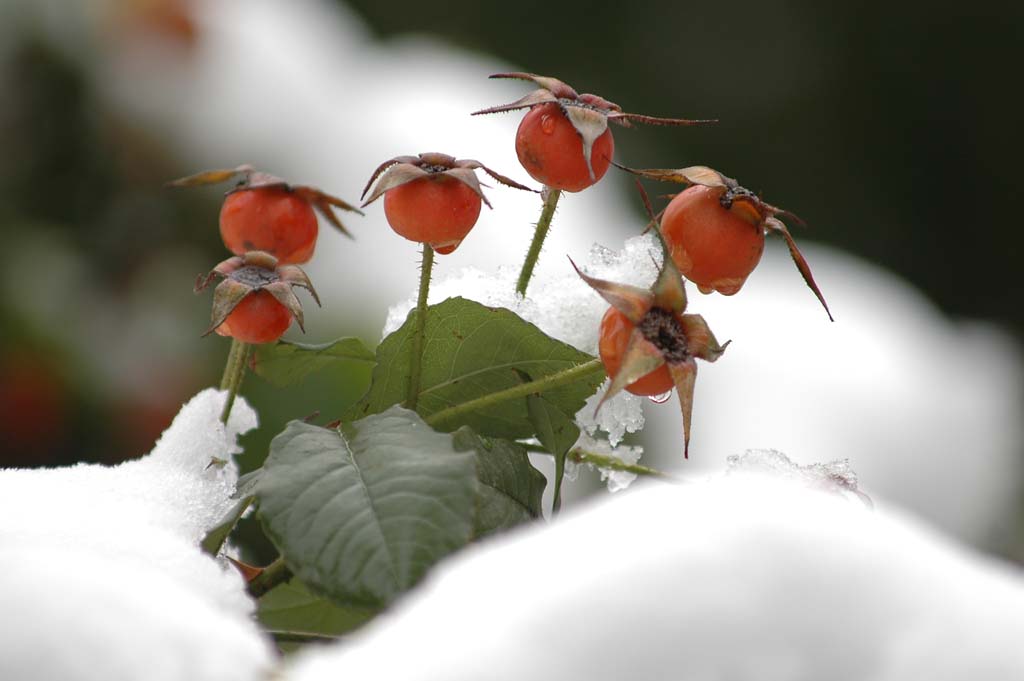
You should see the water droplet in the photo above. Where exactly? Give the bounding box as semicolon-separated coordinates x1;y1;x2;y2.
540;114;556;134
648;390;673;404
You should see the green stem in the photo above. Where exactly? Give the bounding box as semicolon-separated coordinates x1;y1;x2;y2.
515;187;561;296
267;630;340;645
426;358;604;428
569;447;676;480
406;243;434;410
219;339;241;390
247;556;293;599
220;340;251;424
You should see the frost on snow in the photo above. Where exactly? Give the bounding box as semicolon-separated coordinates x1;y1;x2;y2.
727;448;870;505
284;473;1024;681
0;388;272;681
383;234;664;488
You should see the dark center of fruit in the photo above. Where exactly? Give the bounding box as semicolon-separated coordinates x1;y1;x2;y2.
638;307;688;363
421;164;451;174
558;98;606;114
719;185;757;209
230;265;279;289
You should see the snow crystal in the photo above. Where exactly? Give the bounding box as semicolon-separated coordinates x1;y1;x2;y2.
727;449;869;505
0;389;273;681
284;475;1024;681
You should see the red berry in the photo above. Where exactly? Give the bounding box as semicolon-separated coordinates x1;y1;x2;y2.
382;175;483;253
215;290;293;344
515;103;614;192
219;187;318;264
661;185;766;295
598;307;675;396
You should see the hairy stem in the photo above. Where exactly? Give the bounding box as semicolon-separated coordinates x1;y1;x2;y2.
426;358;604;428
406;243;434;410
247;556;294;599
220;340;251;424
515;187;562;296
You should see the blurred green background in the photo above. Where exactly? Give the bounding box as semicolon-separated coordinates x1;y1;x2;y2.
1;0;1021;489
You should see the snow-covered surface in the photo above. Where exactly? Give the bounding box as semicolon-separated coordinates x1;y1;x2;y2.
0;389;272;681
286;471;1024;681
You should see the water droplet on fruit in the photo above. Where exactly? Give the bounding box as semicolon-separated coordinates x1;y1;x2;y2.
648;390;673;404
432;240;460;255
540;114;556;134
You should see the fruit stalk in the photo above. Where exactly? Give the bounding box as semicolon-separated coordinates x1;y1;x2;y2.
515;187;561;296
220;339;251;424
426;357;604;428
406;243;435;410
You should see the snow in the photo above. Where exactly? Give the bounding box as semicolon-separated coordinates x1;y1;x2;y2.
285;473;1024;681
568;431;645;493
0;389;273;681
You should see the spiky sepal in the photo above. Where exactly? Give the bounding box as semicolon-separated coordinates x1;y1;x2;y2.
473;73;715;181
168;164;363;238
195;250;320;337
361;152;536;208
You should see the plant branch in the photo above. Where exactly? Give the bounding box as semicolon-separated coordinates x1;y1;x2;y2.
426;358;604;428
569;447;675;479
406;243;434;410
221;340;251;424
516;187;561;296
247;556;293;599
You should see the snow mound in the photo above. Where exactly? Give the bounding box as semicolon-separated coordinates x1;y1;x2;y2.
0;389;272;681
285;472;1024;681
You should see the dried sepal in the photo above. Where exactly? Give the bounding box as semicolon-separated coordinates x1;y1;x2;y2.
169;165;361;238
166;165;254;188
264;281;306;332
361;164;431;206
361;152;535;208
667;360;698;459
487;72;579;99
651;254;688;314
597;329;666;411
679;314;731;362
277;265;321;307
569;258;653;324
195;250;318;338
614;162;735;189
204;279;253;336
608;112;717;128
766;217;834;321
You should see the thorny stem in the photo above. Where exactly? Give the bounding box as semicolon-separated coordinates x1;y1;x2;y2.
220;340;251;424
426;358;605;428
406;243;434;410
515;187;561;296
247;556;294;599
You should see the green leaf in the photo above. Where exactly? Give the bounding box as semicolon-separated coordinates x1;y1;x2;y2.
258;579;376;639
253;337;375;388
451;427;546;538
527;394;580;514
256;407;478;608
346;297;602;439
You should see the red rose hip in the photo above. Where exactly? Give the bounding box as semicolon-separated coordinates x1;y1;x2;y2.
661;185;766;296
219;187;318;264
515;102;615;193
